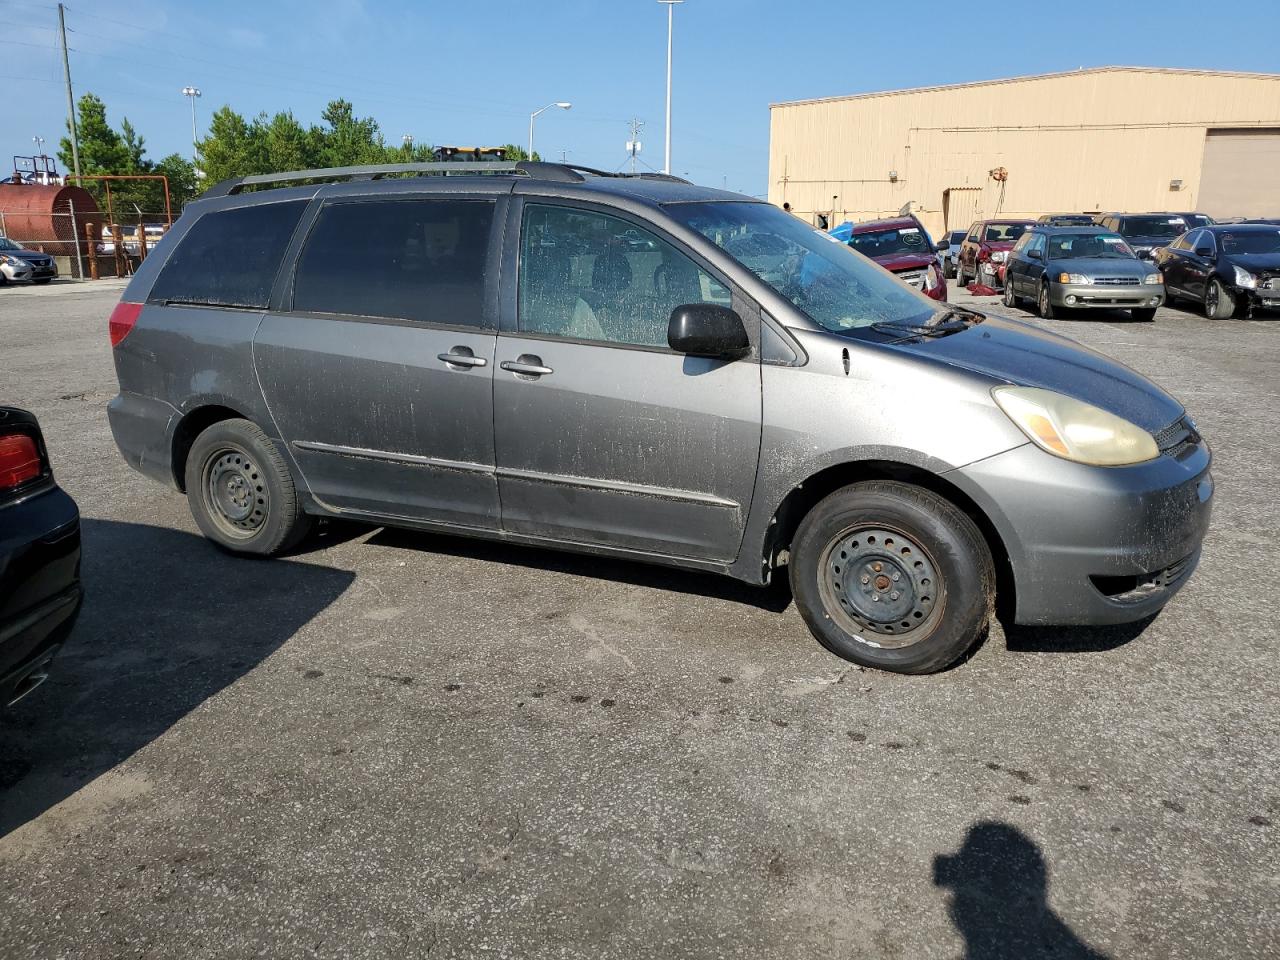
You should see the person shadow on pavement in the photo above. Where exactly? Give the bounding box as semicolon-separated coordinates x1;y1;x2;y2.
0;519;354;840
934;821;1111;959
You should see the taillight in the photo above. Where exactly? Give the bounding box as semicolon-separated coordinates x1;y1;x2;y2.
0;432;43;490
109;301;143;347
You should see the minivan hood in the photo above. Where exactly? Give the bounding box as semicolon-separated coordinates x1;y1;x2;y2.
890;314;1183;432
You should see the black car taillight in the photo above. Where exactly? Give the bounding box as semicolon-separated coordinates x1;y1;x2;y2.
0;432;43;491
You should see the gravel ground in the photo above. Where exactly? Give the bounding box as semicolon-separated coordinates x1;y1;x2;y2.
1;277;1276;960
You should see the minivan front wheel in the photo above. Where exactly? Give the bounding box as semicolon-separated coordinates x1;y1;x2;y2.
789;481;994;674
185;418;311;556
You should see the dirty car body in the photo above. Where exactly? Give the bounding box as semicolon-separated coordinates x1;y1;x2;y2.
106;162;1211;672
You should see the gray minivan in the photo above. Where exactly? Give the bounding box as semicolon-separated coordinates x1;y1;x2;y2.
107;161;1213;674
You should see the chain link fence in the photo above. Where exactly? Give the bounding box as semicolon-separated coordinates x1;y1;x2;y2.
0;209;173;280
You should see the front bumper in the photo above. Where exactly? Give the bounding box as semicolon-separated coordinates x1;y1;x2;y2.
946;439;1213;626
1051;281;1164;309
1;486;83;707
1245;283;1280;312
1;262;34;282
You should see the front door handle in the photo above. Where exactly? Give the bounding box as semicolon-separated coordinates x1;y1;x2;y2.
438;347;487;369
500;355;554;378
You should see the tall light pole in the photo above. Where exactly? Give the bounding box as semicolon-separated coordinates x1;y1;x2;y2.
402;134;414;157
32;136;45;155
658;0;684;175
181;86;201;161
528;101;571;161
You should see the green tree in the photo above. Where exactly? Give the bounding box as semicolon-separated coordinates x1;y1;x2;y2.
153;154;199;209
197;105;268;185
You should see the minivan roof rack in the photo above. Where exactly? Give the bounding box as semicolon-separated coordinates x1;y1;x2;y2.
201;160;691;199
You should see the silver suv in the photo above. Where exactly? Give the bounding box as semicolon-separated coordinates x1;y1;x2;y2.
106;161;1213;673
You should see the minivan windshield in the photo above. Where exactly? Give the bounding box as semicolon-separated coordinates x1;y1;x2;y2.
1047;232;1136;259
1122;216;1187;238
847;225;931;259
665;201;936;332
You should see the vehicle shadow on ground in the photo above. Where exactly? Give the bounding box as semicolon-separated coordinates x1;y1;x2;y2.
1003;614;1156;654
0;519;354;840
934;821;1111;959
364;526;796;613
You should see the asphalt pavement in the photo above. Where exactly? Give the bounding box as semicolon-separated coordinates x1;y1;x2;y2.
1;278;1276;959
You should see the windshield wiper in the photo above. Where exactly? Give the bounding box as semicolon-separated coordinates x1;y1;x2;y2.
870;309;981;343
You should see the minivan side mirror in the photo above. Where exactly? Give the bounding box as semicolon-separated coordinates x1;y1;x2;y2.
1195;246;1215;259
668;303;749;359
1027;248;1042;260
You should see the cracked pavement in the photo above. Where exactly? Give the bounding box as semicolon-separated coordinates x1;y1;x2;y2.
0;278;1277;959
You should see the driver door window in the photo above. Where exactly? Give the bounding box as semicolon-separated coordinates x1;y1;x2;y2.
519;205;730;349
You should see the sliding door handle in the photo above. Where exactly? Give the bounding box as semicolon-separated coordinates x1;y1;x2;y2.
500;355;554;378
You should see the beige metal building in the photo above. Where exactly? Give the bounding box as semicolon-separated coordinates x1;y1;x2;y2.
768;66;1280;238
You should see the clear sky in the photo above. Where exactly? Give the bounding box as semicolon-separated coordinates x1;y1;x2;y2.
3;0;1278;198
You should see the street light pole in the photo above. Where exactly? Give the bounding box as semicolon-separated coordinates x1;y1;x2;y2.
181;86;202;161
528;101;572;160
658;0;684;175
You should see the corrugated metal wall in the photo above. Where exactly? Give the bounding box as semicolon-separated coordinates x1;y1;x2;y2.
769;68;1280;237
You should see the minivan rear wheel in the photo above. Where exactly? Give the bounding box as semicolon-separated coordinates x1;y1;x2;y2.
789;481;994;674
185;418;311;556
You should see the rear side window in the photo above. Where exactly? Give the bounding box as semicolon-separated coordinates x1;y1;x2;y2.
292;199;495;326
148;200;307;308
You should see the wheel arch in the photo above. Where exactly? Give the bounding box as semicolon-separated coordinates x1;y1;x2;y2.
170;402;256;492
764;459;1017;621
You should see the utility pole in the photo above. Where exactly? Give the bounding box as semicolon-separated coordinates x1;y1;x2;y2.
626;118;644;175
658;0;684;175
58;3;82;181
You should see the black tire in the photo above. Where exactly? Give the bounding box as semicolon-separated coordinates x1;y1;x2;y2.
955;263;968;288
32;278;52;285
789;481;995;674
1037;281;1057;319
1131;307;1157;322
184;418;311;556
1002;277;1019;308
1204;279;1236;320
943;257;956;280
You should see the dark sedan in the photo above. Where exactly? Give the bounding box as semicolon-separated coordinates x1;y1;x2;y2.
1003;226;1164;320
1;407;82;708
1154;223;1280;319
1096;213;1213;260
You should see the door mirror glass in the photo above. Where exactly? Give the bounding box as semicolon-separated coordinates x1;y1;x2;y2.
668;303;749;358
1195;246;1215;259
1027;248;1042;260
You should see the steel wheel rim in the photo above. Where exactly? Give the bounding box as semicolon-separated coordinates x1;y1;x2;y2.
203;445;269;539
817;525;944;649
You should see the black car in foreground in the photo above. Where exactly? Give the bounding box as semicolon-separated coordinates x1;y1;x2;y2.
0;407;82;708
1154;223;1280;319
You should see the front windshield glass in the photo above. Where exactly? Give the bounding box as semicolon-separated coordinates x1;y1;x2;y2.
1219;230;1280;255
983;223;1028;243
0;238;20;251
1184;215;1213;229
665;201;936;332
1123;216;1187;238
1047;232;1136;260
847;225;930;259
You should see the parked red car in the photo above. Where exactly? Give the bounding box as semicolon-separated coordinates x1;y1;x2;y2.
955;219;1035;288
845;216;948;301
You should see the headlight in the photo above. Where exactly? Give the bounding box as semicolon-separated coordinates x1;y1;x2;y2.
990;251;1007;263
1233;265;1257;290
924;262;941;292
1057;272;1091;285
992;386;1159;466
0;255;20;266
1144;273;1162;285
